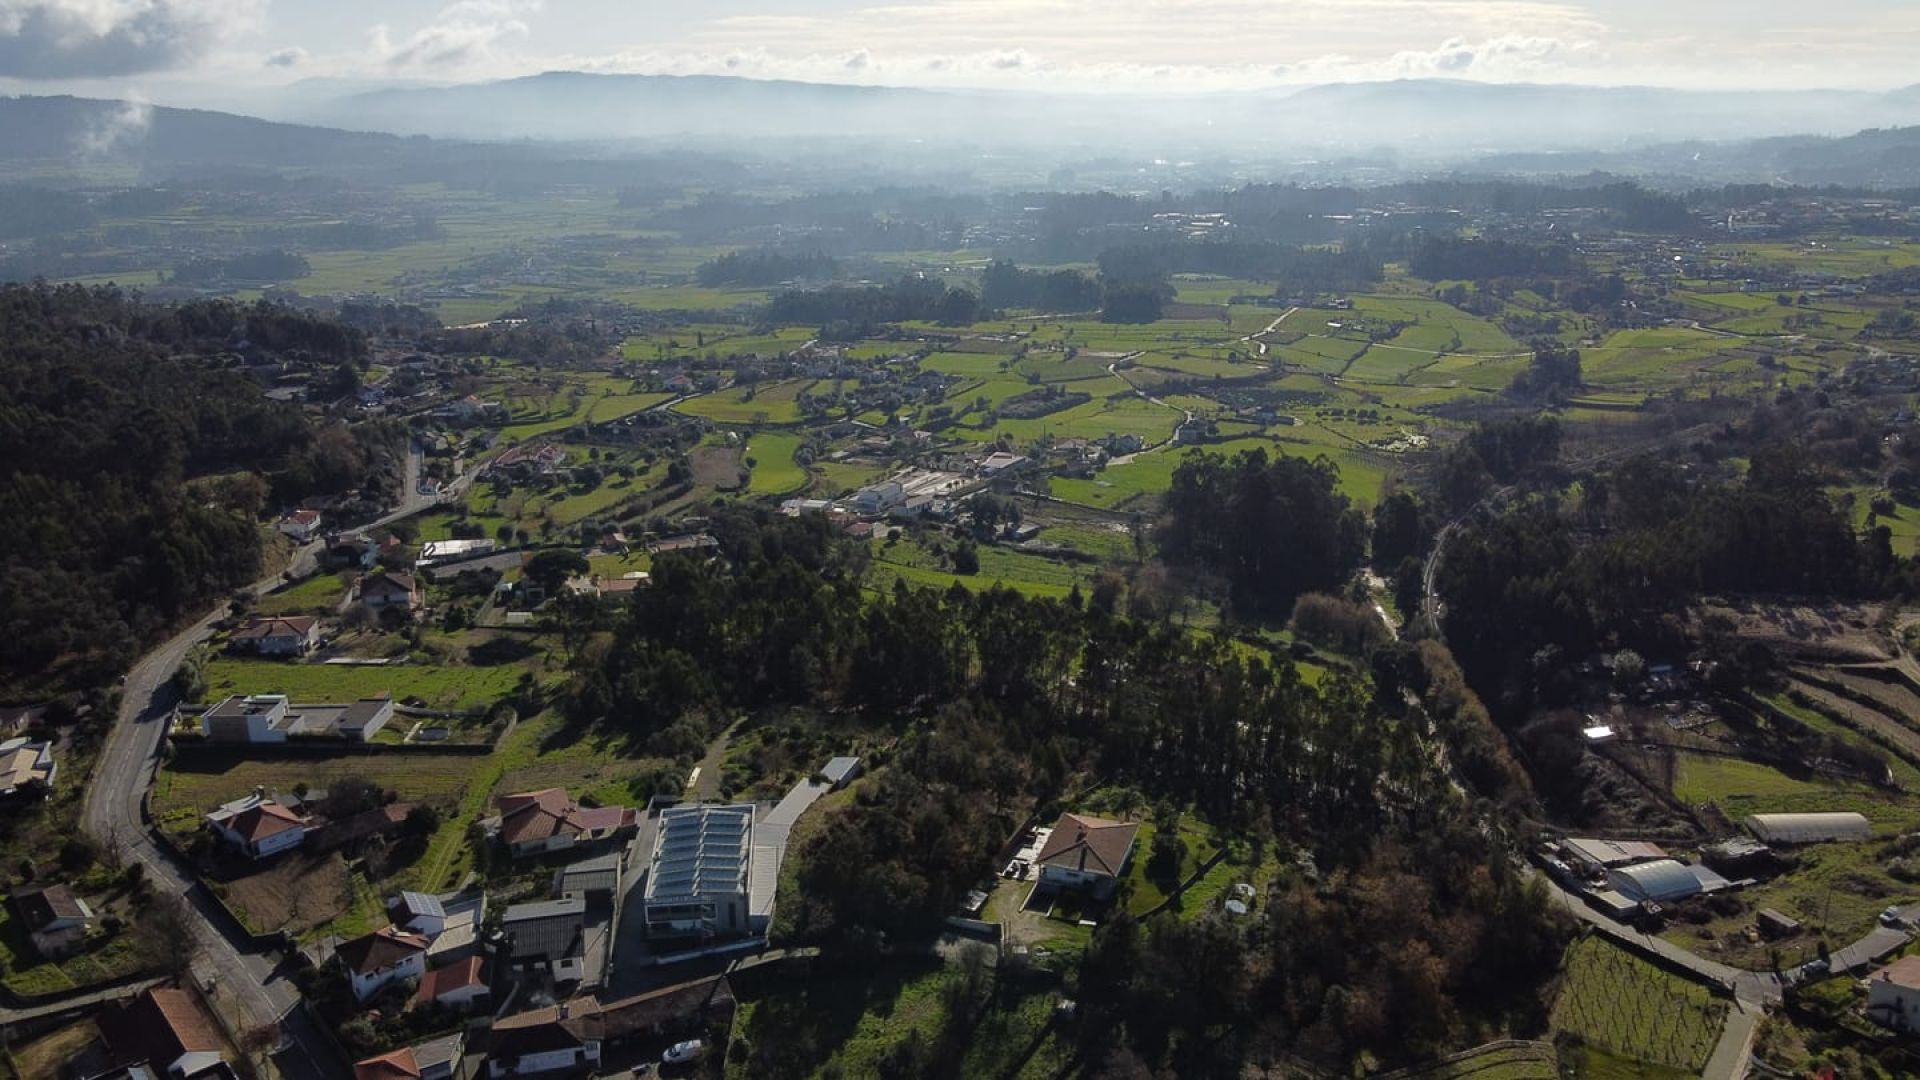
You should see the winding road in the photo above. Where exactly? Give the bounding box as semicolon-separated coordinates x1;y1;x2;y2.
74;443;454;1077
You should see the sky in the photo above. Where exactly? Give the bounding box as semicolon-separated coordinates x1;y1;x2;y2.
0;0;1916;101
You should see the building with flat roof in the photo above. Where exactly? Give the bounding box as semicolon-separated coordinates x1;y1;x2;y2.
0;737;56;797
1561;838;1669;876
199;694;393;744
643;804;756;942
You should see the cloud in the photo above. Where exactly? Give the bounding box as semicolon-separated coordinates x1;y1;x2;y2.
374;0;541;72
263;45;306;68
76;93;151;156
0;0;263;79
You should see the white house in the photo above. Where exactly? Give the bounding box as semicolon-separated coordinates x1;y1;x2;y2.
488;999;603;1078
414;955;489;1012
1033;813;1140;898
200;694;393;744
206;793;308;859
338;925;431;1002
643;803;755;942
203;694;292;743
389;890;447;937
1869;956;1920;1032
0;737;57;797
278;509;323;541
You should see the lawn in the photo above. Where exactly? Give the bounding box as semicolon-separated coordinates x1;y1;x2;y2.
200;656;527;712
746;431;811;495
1549;935;1725;1075
867;535;1089;600
1670;751;1913;828
726;957;1064;1080
254;573;350;616
675;379;815;425
1121;818;1222;916
152;753;485;829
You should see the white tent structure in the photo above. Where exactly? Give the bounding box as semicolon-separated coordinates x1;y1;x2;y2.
1746;812;1872;845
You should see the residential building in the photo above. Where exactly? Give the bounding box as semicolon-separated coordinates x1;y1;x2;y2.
0;737;57;796
1034;813;1140;898
199;694;393;744
98;987;227;1079
643;803;754;942
355;1033;462;1080
493;789;636;859
229;615;321;657
337;926;431;1002
323;533;381;570
503;895;587;970
360;571;423;612
206;794;308;859
487;999;603;1079
278;509;323;541
552;852;622;908
10;883;94;958
416;954;490;1012
389;890;447;937
1868;955;1920;1032
425;892;487;969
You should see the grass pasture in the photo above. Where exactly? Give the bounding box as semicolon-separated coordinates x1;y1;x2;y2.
675;378;815;425
746;431;811;494
200;656;525;712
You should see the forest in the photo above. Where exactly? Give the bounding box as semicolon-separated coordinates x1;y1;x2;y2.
0;284;397;695
550;508;1562;1070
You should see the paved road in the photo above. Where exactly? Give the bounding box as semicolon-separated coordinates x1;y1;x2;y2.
1703;999;1762;1080
1540;878;1783;1005
76;461;463;1077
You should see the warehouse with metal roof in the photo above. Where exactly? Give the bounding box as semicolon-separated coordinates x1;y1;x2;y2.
1606;859;1731;903
1746;812;1873;845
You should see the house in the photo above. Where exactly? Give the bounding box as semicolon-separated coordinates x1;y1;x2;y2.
98;987;227;1079
503;895;587;970
1033;813;1140;898
1868;955;1920;1032
390;890;447;937
229;615;321;657
487;999;603;1078
323;533;381;571
199;694;394;744
552;852;622;908
493;789;637;859
10;883;94;958
0;737;57;796
337;926;431;1002
643;803;755;942
415;955;490;1012
278;509;323;541
355;1033;463;1080
360;571;423;613
206;793;308;859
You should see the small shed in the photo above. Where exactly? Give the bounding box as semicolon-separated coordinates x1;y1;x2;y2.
1757;908;1801;939
821;757;862;789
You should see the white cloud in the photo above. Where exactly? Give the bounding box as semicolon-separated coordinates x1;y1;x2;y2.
0;0;264;78
373;0;540;72
263;44;305;67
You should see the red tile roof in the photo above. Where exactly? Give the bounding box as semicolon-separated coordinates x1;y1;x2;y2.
232;615;318;641
495;789;633;846
1875;955;1920;990
354;1047;422;1080
416;956;487;1005
337;926;430;975
1034;813;1140;878
103;988;223;1070
229;801;306;842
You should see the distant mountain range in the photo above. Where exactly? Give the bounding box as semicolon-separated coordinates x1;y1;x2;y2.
275;72;1920;157
7;83;1920;189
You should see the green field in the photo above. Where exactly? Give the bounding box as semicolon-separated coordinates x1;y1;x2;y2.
746;431;811;494
675;378;815;424
254;573;350;616
200;657;525;711
1549;936;1725;1075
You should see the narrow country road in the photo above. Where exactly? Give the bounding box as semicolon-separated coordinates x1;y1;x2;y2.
78;452;459;1078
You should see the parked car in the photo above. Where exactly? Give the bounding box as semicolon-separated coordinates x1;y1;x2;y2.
663;1040;704;1065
